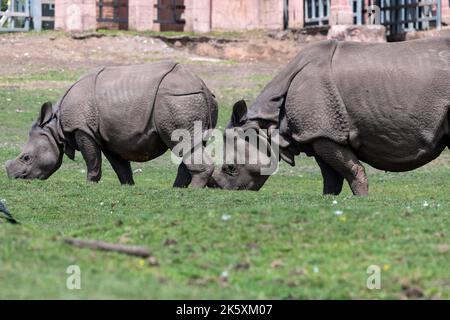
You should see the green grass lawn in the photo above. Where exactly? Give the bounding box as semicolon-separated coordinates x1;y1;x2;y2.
0;70;449;299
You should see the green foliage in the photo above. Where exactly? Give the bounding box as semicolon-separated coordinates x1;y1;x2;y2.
0;71;449;299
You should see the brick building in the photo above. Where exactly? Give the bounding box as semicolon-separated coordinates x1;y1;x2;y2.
54;1;450;39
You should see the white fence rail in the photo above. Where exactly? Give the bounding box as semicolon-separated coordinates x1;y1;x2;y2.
0;0;54;32
304;0;330;26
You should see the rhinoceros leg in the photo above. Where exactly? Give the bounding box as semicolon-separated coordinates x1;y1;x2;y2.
312;139;368;196
171;146;214;188
315;157;344;195
75;130;102;183
103;150;135;185
154;90;215;188
181;146;214;188
173;162;192;188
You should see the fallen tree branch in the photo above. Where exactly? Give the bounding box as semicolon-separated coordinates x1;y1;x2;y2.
64;238;151;258
70;32;105;40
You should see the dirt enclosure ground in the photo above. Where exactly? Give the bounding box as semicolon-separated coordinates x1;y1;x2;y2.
0;31;449;299
0;31;305;96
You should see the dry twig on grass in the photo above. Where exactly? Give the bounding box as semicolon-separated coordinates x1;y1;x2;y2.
64;238;151;258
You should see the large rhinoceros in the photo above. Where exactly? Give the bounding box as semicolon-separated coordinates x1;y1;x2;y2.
208;38;450;195
6;61;218;187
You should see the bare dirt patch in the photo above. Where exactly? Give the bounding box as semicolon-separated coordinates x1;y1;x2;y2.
0;32;192;76
0;31;299;104
159;34;306;62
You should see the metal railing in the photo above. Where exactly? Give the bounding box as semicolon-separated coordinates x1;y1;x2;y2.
0;0;30;31
304;0;330;26
351;0;442;35
153;0;185;25
352;0;364;25
97;0;128;24
0;0;54;32
378;0;441;35
41;0;54;29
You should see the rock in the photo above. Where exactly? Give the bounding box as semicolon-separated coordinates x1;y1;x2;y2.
403;285;424;299
163;238;177;246
405;26;450;41
437;244;449;253
327;25;386;42
147;256;160;266
233;262;250;270
267;30;292;41
219;271;229;286
270;259;284;269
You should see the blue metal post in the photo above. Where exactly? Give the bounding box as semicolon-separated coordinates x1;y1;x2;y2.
437;0;441;30
31;0;41;31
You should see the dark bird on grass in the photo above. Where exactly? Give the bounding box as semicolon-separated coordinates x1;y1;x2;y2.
0;201;18;224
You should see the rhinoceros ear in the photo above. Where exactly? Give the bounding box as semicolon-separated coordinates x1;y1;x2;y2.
38;102;53;127
231;100;248;127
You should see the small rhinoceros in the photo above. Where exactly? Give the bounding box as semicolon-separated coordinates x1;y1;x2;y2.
208;38;450;195
6;62;218;187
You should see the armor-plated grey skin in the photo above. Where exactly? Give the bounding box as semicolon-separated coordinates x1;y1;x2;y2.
6;62;218;187
208;38;450;195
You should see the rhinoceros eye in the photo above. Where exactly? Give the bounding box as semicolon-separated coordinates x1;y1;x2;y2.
21;154;31;162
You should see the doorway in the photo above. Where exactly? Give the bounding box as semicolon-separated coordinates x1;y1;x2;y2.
97;0;129;30
154;0;185;32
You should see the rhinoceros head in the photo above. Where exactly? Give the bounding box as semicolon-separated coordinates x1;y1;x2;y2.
207;100;273;191
5;102;64;180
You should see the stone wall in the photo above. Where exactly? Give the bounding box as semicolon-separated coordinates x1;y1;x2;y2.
288;0;304;29
96;0;128;30
258;0;284;29
329;0;354;25
55;0;96;32
128;0;156;31
442;0;450;26
210;0;259;30
54;0;301;32
184;0;211;32
55;0;158;32
53;0;447;36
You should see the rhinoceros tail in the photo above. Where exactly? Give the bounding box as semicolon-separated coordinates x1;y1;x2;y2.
203;86;218;130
